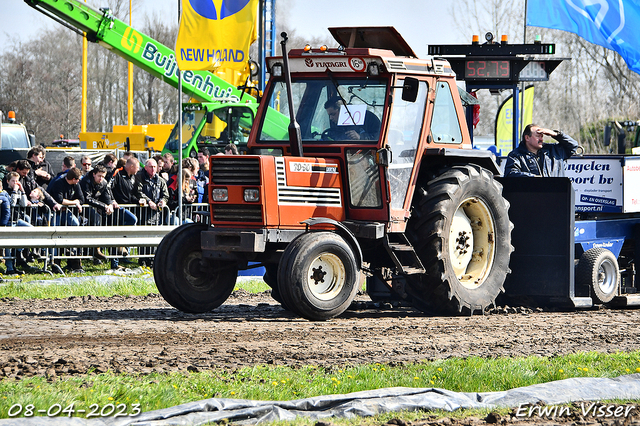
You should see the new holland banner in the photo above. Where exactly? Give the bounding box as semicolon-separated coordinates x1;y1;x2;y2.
176;0;258;71
495;86;534;155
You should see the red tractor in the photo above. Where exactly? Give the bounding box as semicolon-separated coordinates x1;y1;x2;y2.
154;27;513;320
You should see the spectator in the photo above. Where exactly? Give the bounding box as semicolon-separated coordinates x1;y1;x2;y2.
110;157;140;207
12;160;61;215
81;163;135;268
51;156;76;185
114;157;126;172
3;172;33;274
27;145;54;188
135;158;169;225
0;180;23;276
27;187;48;227
47;167;85;273
80;155;93;175
107;157;141;266
154;155;169;182
98;153;117;184
224;143;238;155
168;169;197;224
162;152;174;176
196;148;209;203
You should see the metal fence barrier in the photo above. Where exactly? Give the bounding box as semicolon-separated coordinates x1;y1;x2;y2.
1;203;210;272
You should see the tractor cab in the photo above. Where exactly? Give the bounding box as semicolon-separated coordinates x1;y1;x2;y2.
249;27;473;228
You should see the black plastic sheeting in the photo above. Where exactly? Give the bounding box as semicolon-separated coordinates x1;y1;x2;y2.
2;374;640;426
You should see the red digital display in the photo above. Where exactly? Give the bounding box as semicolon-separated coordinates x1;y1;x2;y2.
465;60;511;79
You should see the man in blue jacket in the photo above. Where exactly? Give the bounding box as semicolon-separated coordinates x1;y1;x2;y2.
504;124;579;177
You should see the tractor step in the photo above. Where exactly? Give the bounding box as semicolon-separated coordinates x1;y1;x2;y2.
384;234;426;275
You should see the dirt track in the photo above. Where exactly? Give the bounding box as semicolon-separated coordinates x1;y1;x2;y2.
2;290;640;379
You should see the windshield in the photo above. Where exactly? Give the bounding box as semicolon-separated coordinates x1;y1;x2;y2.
258;78;386;144
1;125;30;149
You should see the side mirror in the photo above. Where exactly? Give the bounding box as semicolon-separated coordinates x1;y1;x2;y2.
402;77;419;103
206;111;214;124
29;133;36;147
603;125;611;147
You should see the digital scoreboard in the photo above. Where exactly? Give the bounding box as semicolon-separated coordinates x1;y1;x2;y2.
464;60;511;79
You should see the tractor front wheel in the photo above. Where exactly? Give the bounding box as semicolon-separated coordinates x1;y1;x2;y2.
277;232;359;321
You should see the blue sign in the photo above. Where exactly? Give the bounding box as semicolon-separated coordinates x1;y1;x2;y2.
527;0;640;74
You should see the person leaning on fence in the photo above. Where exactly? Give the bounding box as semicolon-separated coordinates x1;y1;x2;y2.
0;180;12;277
109;157;140;208
504;124;579;177
80;155;93;176
196;148;210;203
2;172;33;275
80;164;136;267
135;158;169;226
11;160;61;216
27;145;54;189
98;153;117;184
50;156;76;185
47;167;86;273
168;169;197;224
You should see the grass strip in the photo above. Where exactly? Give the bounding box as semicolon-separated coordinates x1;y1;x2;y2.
1;352;640;420
0;271;268;299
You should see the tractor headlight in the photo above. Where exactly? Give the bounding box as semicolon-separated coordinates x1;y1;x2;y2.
243;188;259;202
212;188;228;202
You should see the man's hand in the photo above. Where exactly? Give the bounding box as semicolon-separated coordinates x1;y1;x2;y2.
149;200;158;211
105;204;114;215
35;169;51;181
53;203;62;212
345;130;361;140
537;128;558;138
75;199;83;213
157;200;166;209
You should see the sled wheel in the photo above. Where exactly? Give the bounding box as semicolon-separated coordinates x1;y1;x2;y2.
406;165;513;315
154;223;237;313
278;232;359;321
576;247;619;304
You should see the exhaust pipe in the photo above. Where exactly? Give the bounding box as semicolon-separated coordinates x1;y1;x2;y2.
280;32;303;157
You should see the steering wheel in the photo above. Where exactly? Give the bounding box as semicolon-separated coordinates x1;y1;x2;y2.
321;129;334;141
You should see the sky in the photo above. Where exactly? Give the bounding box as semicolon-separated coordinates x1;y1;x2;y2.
0;0;466;57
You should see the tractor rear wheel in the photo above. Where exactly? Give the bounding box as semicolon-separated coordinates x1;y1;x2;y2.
277;232;359;321
154;223;237;313
576;247;619;304
406;165;513;315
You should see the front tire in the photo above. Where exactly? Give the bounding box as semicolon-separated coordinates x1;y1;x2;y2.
277;232;359;321
154;223;237;313
576;247;619;304
406;165;513;315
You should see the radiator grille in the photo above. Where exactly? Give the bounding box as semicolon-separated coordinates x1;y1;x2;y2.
210;157;260;185
212;204;262;222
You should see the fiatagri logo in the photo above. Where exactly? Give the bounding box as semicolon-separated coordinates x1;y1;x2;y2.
303;57;367;72
189;0;251;20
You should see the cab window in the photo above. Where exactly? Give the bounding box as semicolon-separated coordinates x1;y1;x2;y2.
430;82;463;144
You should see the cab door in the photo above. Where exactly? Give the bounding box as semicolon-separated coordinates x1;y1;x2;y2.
385;77;431;229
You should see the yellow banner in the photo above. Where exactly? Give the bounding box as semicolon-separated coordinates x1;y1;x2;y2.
176;0;258;72
495;86;534;156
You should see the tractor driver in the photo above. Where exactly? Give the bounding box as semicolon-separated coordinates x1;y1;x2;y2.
323;97;381;141
504;124;579;177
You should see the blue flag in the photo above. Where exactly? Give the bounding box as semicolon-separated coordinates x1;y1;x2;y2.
527;0;640;74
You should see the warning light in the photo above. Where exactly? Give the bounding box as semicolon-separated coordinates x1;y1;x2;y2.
7;111;16;123
319;45;328;52
501;35;508;44
303;44;311;52
472;35;479;44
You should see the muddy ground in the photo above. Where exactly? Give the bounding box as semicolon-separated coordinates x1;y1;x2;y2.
2;290;640;424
